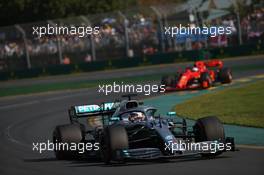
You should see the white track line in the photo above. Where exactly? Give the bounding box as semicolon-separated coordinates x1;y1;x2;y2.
5;123;31;148
237;145;264;150
0;100;39;110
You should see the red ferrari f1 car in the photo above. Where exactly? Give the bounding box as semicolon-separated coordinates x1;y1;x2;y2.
161;60;232;91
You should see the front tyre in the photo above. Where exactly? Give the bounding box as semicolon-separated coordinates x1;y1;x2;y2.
161;75;175;87
100;125;128;164
193;116;225;157
53;124;83;160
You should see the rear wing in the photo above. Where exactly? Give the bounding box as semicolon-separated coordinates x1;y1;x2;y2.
68;102;120;122
204;60;223;69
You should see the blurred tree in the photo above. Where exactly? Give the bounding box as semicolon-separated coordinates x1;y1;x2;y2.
226;0;251;18
0;0;137;26
138;0;184;6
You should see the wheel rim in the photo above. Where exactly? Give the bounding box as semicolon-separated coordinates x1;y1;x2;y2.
228;74;232;81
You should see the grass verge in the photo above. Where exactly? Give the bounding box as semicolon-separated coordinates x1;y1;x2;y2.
0;73;162;97
0;63;262;97
174;80;264;128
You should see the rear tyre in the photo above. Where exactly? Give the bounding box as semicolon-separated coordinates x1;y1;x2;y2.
53;124;83;160
100;125;128;164
193;116;225;157
219;67;232;84
200;72;212;89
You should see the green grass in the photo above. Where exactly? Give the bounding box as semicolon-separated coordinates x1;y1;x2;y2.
0;63;263;97
0;73;163;97
174;80;264;128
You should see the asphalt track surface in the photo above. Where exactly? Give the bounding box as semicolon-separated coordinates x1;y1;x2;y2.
0;56;264;175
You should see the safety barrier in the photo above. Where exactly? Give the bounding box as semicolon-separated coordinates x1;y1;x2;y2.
0;43;263;81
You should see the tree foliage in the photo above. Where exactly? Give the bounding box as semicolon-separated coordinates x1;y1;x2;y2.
0;0;137;26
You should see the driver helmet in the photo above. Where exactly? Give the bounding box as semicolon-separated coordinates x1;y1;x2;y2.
192;67;199;72
129;112;145;122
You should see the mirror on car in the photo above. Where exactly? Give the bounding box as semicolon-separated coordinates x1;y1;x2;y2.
167;111;176;116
